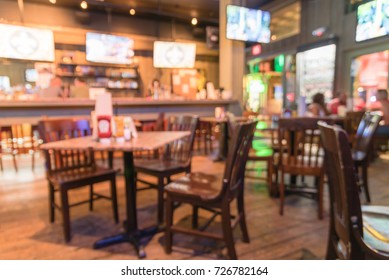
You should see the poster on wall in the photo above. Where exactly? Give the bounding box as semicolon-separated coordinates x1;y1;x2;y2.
0;24;55;62
296;43;336;103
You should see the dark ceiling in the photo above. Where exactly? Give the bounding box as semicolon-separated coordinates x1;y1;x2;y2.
24;0;275;25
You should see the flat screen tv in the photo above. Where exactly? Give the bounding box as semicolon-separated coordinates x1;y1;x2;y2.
356;0;389;42
86;32;135;65
0;24;54;62
226;5;271;43
153;41;196;68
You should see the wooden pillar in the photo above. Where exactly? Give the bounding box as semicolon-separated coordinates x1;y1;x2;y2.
219;0;245;108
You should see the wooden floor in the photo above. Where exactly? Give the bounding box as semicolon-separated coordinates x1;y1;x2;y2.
1;150;388;260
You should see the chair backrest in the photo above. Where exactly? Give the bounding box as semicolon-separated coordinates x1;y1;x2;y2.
318;121;365;259
164;115;199;163
353;112;381;154
38;119;95;175
220;121;257;199
277;117;334;169
344;111;365;138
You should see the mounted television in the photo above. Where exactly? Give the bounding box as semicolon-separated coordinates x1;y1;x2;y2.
226;5;271;43
0;24;54;62
86;32;135;65
153;41;196;68
356;0;389;42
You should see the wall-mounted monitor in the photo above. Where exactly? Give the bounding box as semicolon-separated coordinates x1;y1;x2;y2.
0;24;54;62
356;0;389;42
226;5;271;43
153;41;196;68
86;32;135;65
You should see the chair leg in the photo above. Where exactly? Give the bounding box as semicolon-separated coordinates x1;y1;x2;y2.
279;171;285;216
49;182;55;223
221;202;237;260
89;184;94;211
237;192;250;243
31;151;35;171
165;195;174;254
325;233;337;260
110;177;119;223
362;161;371;203
60;188;71;242
12;154;17;172
318;176;324;220
192;206;199;229
157;176;165;225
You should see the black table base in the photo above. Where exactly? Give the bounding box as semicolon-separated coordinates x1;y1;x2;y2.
93;225;159;258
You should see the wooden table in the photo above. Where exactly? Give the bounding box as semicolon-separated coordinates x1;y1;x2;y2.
199;116;247;161
40;131;190;258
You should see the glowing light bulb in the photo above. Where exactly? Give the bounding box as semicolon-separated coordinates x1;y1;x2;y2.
80;1;88;9
191;18;198;25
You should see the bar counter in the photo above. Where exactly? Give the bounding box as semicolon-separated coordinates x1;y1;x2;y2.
0;98;242;125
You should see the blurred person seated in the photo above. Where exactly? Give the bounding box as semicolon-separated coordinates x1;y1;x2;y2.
375;89;389;151
40;76;63;99
327;92;347;115
354;89;367;111
377;89;389;124
306;92;330;117
70;77;89;98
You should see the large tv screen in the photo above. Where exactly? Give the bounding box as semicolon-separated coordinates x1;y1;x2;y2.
153;41;196;68
86;32;135;64
356;0;389;42
0;24;54;62
226;5;271;43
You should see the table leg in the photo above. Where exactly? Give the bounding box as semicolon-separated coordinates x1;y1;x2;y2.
212;122;228;161
93;151;159;258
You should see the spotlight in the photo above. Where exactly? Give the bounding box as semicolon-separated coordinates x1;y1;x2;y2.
129;9;136;16
191;18;198;25
80;1;88;9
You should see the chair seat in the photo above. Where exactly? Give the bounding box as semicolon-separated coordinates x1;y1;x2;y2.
362;205;389;254
135;158;189;174
49;166;117;187
165;172;222;201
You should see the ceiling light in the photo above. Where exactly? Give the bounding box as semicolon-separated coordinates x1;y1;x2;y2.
271;35;277;40
129;9;136;16
80;1;88;9
191;18;198;26
49;0;56;4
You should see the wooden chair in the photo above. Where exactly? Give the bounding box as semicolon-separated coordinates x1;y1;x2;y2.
0;126;16;171
0;124;38;171
277;117;334;219
195;120;214;154
39;119;119;242
318;122;389;259
164;121;257;259
344;111;365;143
352;112;382;203
134;115;199;224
